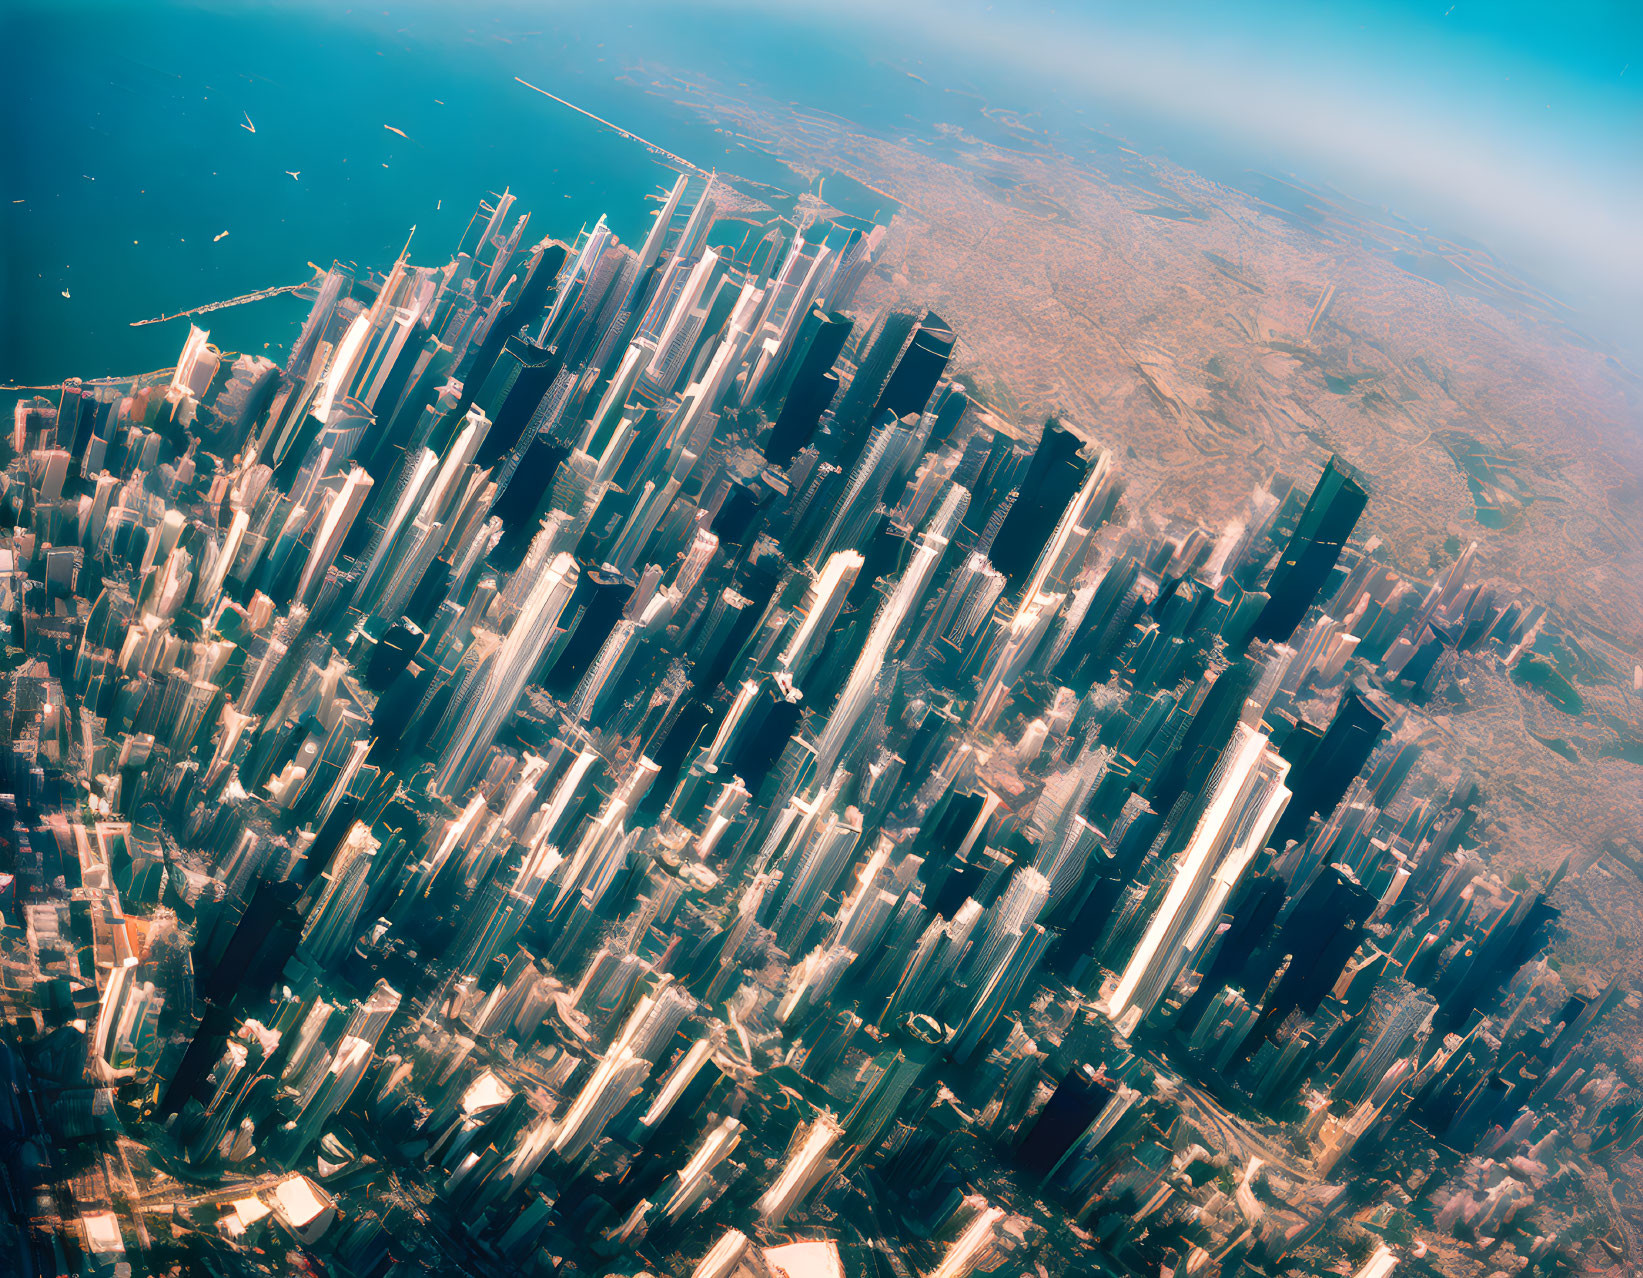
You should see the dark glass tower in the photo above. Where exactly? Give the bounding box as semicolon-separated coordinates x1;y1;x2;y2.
1250;455;1369;642
991;417;1091;592
490;433;574;570
1271;686;1393;849
765;310;853;467
1241;865;1374;1053
829;307;918;464
871;313;953;424
473;337;566;467
542;568;636;698
1015;1063;1115;1180
456;240;569;417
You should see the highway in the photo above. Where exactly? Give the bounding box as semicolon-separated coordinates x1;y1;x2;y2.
1140;1049;1316;1181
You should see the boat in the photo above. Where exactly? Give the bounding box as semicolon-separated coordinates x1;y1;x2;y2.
214;230;230;242
241;111;256;134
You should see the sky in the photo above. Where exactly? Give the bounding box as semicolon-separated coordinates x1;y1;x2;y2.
714;0;1643;357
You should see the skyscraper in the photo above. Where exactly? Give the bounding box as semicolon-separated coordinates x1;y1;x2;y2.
1250;455;1369;643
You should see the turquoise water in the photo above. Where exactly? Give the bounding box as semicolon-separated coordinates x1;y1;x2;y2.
0;3;815;387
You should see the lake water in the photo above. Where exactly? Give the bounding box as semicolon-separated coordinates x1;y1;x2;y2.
0;3;831;389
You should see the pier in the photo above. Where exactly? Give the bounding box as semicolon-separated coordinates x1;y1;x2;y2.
129;278;313;328
515;76;710;176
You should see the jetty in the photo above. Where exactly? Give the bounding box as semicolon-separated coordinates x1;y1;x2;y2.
129;278;311;328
